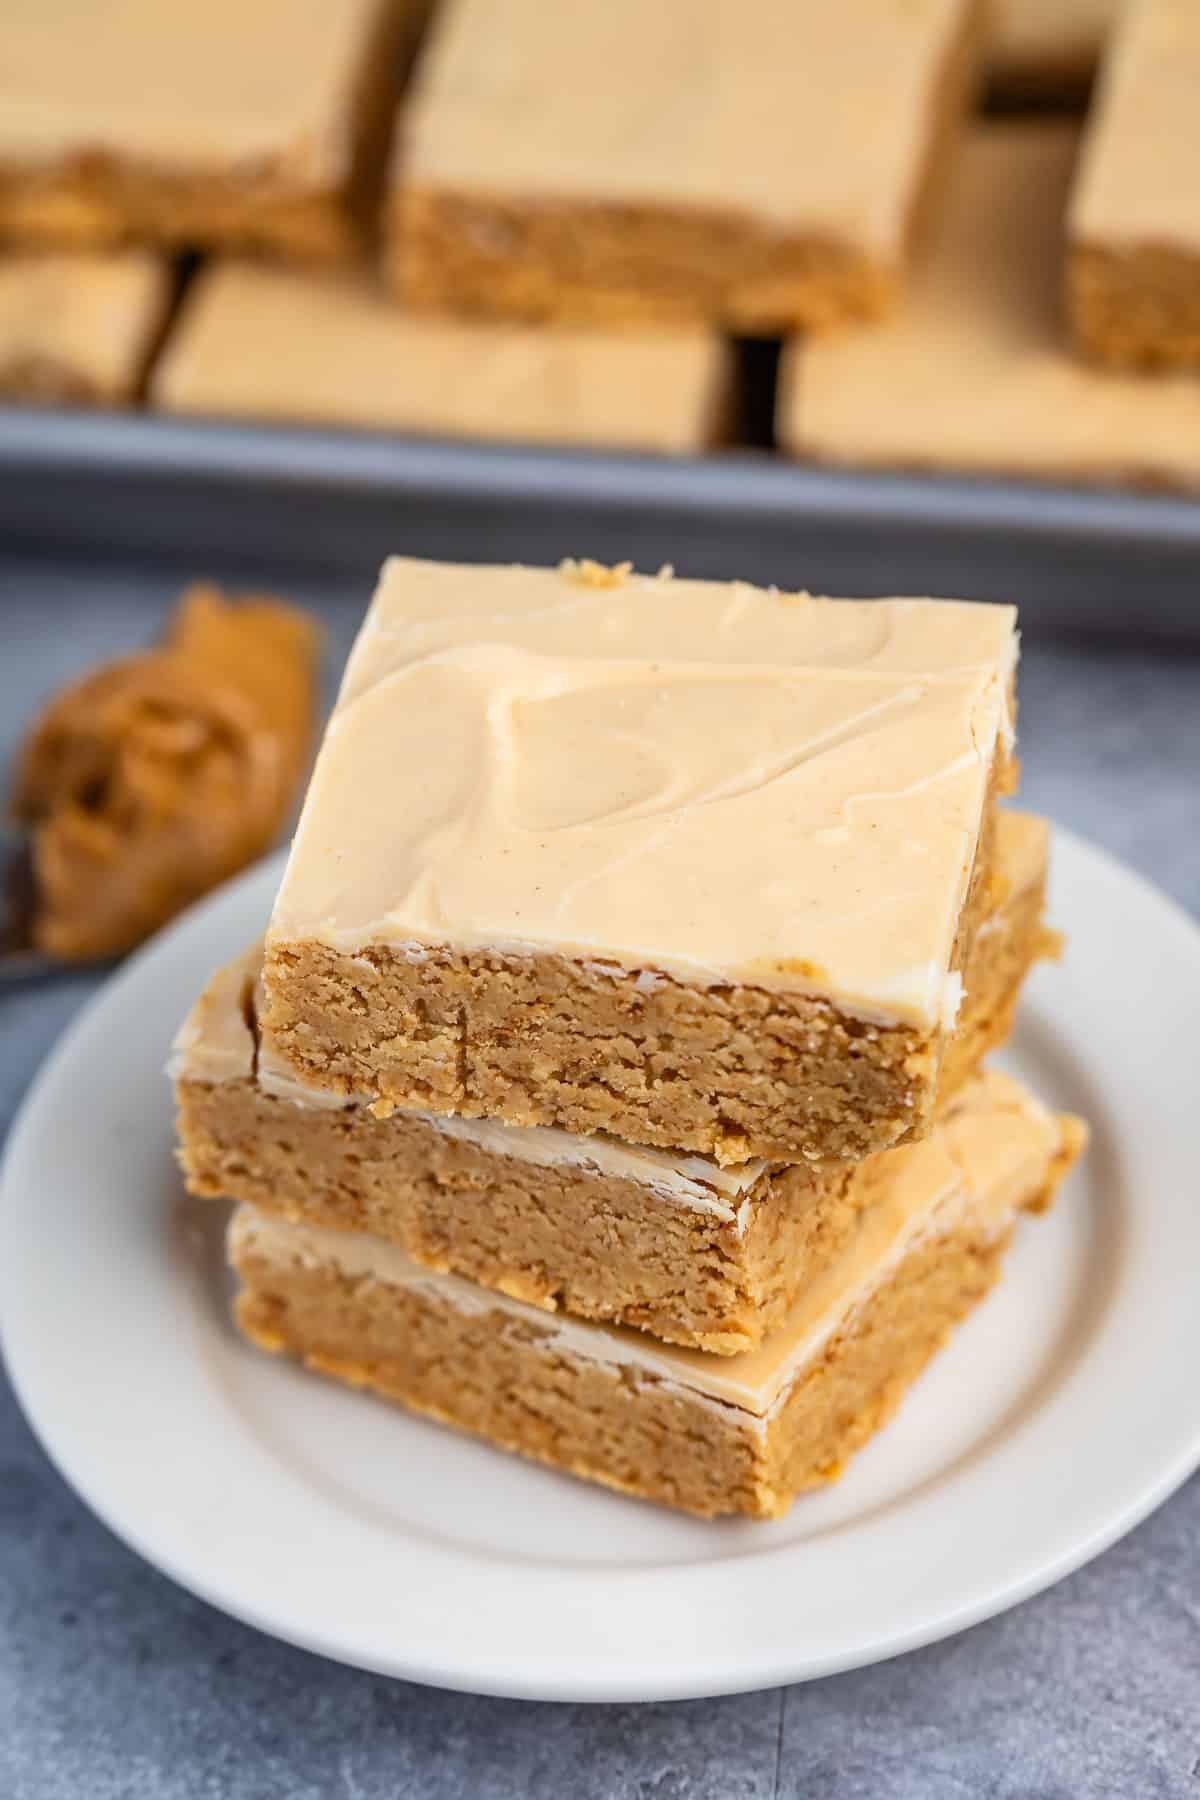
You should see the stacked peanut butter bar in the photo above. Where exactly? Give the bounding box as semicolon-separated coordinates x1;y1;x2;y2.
173;557;1085;1519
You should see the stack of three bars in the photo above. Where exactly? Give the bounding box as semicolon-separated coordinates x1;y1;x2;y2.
173;557;1085;1519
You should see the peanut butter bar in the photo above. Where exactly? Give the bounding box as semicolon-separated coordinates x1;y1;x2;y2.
1069;0;1200;370
389;0;983;331
0;250;170;404
177;811;1054;1354
152;260;729;453
259;557;1018;1168
783;125;1200;491
0;0;425;260
230;1071;1086;1519
12;585;319;960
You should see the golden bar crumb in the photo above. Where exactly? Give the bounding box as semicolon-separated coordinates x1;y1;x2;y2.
12;585;319;960
259;557;1018;1167
782;125;1200;491
175;811;1053;1354
0;250;171;404
389;0;983;331
151;260;730;453
0;0;426;260
229;1071;1086;1519
1069;0;1200;370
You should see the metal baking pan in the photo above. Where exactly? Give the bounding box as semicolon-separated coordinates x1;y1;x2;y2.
1;407;1198;643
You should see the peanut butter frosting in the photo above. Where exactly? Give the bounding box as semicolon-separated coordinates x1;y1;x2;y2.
334;558;1018;700
400;0;974;254
0;0;390;174
152;261;727;453
168;945;260;1089
230;1071;1082;1419
0;251;170;403
267;559;1015;1029
786;125;1200;487
1071;0;1200;252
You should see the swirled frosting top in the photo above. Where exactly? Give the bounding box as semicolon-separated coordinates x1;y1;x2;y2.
268;559;1017;1028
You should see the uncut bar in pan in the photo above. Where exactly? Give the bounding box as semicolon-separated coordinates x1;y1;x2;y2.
152;261;731;454
0;0;426;260
389;0;984;331
1069;0;1200;371
781;125;1200;493
0;251;170;405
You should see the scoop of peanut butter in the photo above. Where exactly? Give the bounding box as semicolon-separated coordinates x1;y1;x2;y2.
11;583;319;961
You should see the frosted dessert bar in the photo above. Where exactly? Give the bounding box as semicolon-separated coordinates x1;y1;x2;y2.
229;1071;1086;1520
1069;0;1200;370
389;0;983;331
178;812;1052;1354
152;260;730;453
0;0;424;260
782;125;1200;492
0;251;170;405
259;557;1018;1168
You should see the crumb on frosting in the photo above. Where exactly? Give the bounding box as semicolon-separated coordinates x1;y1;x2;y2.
558;558;633;589
767;958;826;981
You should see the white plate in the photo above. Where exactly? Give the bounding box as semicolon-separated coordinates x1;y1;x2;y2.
2;827;1199;1703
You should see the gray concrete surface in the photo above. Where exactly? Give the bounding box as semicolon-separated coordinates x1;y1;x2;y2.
2;574;1198;1799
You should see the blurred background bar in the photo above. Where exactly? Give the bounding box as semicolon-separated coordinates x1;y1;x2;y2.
0;0;1193;539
